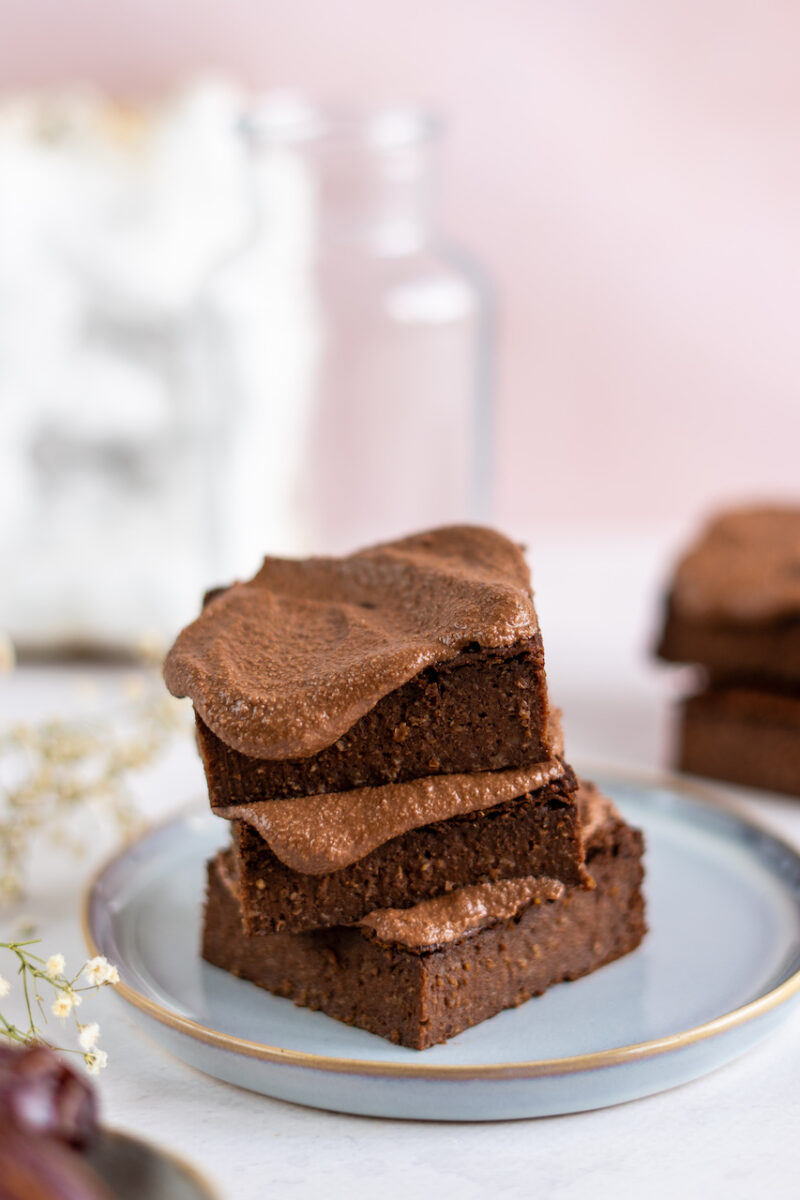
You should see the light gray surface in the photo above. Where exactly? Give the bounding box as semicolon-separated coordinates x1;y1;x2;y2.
3;532;800;1195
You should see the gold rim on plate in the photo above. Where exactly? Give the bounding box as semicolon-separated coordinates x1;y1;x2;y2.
82;768;800;1082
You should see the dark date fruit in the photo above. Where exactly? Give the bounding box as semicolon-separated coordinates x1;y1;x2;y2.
0;1045;98;1150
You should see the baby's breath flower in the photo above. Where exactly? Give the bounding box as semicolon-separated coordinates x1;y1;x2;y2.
83;956;118;987
2;942;118;1070
45;953;65;979
0;672;187;905
78;1022;100;1051
51;990;75;1018
84;1049;108;1075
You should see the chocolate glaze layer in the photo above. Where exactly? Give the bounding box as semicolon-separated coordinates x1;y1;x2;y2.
216;759;564;875
163;526;539;759
360;877;565;951
671;506;800;623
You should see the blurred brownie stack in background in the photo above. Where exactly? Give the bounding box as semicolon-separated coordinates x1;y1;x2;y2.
165;526;645;1048
657;505;800;797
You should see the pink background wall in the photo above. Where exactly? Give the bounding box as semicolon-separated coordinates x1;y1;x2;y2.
4;0;799;531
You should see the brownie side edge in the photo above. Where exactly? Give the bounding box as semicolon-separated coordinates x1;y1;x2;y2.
234;767;584;935
202;860;427;1046
197;636;552;806
657;597;800;683
413;816;645;1047
678;687;800;797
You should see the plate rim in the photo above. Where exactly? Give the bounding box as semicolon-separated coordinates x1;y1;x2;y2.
83;765;800;1082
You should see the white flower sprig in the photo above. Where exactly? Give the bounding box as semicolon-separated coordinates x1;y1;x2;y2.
0;940;119;1073
0;666;187;904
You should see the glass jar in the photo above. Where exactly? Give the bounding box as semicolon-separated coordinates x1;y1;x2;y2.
198;96;493;578
0;83;251;656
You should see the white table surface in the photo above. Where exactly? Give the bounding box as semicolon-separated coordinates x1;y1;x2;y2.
2;531;799;1199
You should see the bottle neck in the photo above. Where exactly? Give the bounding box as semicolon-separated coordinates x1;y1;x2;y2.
242;102;439;256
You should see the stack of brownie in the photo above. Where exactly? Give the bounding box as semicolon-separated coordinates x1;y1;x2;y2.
165;526;645;1048
657;505;800;798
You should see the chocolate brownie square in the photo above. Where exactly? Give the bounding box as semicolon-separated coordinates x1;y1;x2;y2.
202;782;646;1049
165;527;558;806
229;762;585;934
678;686;800;797
657;506;800;793
657;506;800;683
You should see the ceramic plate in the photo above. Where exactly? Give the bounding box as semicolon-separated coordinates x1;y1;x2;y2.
84;771;800;1121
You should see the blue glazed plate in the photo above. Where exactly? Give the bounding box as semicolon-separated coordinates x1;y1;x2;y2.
84;771;800;1120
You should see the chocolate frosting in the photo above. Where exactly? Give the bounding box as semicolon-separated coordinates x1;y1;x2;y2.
359;877;564;950
164;526;538;759
671;506;800;623
218;760;564;874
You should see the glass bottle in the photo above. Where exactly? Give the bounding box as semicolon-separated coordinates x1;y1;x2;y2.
198;96;493;578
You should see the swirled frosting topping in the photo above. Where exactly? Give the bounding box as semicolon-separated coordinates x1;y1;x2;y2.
164;526;538;758
671;506;800;623
217;759;564;875
360;877;565;950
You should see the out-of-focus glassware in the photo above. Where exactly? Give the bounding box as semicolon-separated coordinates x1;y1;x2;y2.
0;90;493;656
0;84;247;655
198;96;493;578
